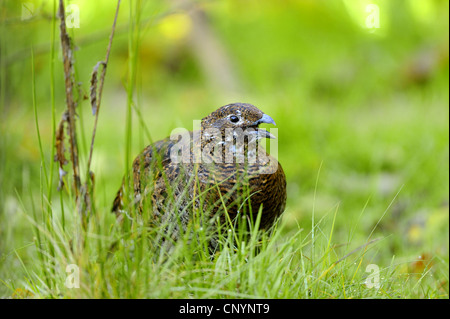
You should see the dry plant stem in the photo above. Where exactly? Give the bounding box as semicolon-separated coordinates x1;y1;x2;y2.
58;0;81;198
86;0;121;175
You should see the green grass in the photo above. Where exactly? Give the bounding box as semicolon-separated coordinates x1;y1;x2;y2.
1;178;446;298
0;0;448;299
1;91;447;298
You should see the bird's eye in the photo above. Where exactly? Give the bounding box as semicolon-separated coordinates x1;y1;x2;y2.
230;115;239;123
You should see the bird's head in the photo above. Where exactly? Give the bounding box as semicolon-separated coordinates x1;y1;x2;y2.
201;103;276;140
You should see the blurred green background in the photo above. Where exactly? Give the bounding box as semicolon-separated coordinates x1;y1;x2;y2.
0;0;448;296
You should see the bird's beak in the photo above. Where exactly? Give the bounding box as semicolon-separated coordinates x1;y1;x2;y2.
256;113;276;126
253;113;276;139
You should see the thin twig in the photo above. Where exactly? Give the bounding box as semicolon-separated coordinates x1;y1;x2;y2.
86;0;121;175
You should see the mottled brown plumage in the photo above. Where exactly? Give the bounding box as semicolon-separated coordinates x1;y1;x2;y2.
112;103;286;248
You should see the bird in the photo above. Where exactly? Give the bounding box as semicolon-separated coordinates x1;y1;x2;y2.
112;102;286;250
